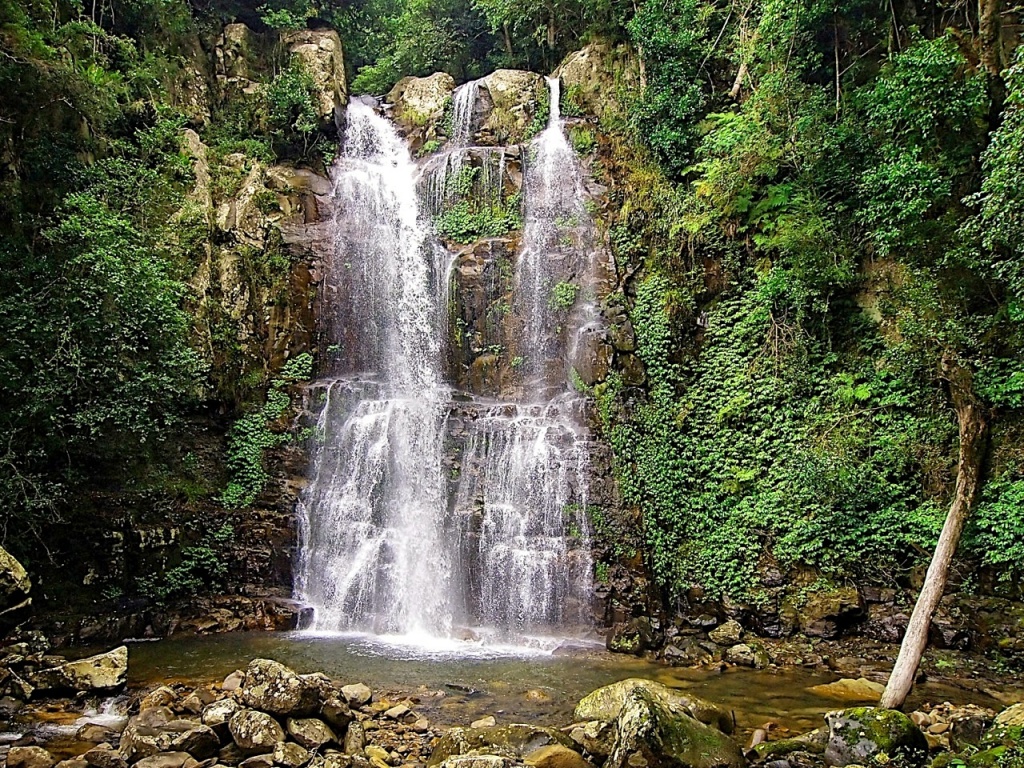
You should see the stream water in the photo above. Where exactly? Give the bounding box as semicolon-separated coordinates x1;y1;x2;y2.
117;633;1006;738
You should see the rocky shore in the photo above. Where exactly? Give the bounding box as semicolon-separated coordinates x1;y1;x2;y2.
3;657;1022;768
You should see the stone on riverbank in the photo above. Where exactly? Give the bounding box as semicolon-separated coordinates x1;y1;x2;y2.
574;678;735;735
605;687;745;768
429;724;577;767
823;707;927;767
30;646;128;693
8;746;56;768
709;621;743;646
240;659;328;716
341;683;372;707
230;709;287;752
287;717;336;749
525;744;594;768
808;678;883;702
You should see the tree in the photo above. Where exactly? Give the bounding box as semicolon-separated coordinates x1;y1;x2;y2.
880;357;988;709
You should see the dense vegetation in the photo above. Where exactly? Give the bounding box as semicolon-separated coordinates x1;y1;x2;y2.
2;0;1023;611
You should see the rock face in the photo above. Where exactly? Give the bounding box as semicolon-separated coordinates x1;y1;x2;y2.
31;645;128;692
281;29;347;130
0;544;32;627
239;658;328;716
574;679;734;735
823;707;928;767
388;72;456;134
604;687;745;768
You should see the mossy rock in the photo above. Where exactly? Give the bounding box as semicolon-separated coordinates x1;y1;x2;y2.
575;678;734;734
966;745;1024;768
606;688;744;768
753;732;826;760
824;707;928;767
982;723;1024;749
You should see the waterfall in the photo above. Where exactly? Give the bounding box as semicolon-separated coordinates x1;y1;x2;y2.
517;77;596;392
295;100;458;637
298;80;598;646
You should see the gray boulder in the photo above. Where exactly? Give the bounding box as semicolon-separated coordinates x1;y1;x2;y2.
708;621;743;646
32;646;128;692
8;746;56;768
287;718;336;750
84;745;129;768
240;659;328;717
340;684;372;707
273;742;312;768
429;725;576;767
133;754;199;768
824;707;928;767
119;708;220;763
230;709;286;752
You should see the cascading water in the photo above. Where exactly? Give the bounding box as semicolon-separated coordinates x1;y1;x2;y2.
295;100;458;637
298;78;599;646
517;78;598;390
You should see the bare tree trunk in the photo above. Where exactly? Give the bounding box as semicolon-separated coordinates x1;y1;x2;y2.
978;0;1003;78
729;62;748;100
879;357;988;710
502;22;514;60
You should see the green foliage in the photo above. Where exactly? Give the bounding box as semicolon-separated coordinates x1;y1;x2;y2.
569;125;596;154
434;166;522;242
549;281;580;310
221;354;314;508
137;525;234;603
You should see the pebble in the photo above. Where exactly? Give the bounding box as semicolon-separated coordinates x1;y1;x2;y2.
471;716;496;728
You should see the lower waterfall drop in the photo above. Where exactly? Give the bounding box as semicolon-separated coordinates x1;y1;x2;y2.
295;99;459;638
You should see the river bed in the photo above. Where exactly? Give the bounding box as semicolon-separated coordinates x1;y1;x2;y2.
116;631;1007;737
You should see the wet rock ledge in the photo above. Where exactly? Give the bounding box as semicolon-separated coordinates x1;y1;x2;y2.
4;657;1024;768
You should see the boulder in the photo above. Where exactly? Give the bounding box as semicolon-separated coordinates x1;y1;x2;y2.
479;70;545;144
240;659;328;716
287;718;336;750
823;707;928;767
8;747;56;768
568;721;615;759
341;684;372;707
605;687;745;768
56;759;90;768
472;716;497;729
606;619;654;656
84;745;129;768
574;679;734;735
141;687;179;711
439;759;513;768
230;709;286;752
78;723;120;743
791;587;865;639
202;698;242;738
320;698;353;731
387;73;455;128
980;703;1024;749
133;754;199;768
553;43;640;124
524;745;593;768
239;757;275;768
31;646;128;692
429;725;577;767
0;544;32;627
273;742;311;768
708;621;743;646
344;721;366;754
808;678;884;702
280;30;347;128
120;708;220;763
